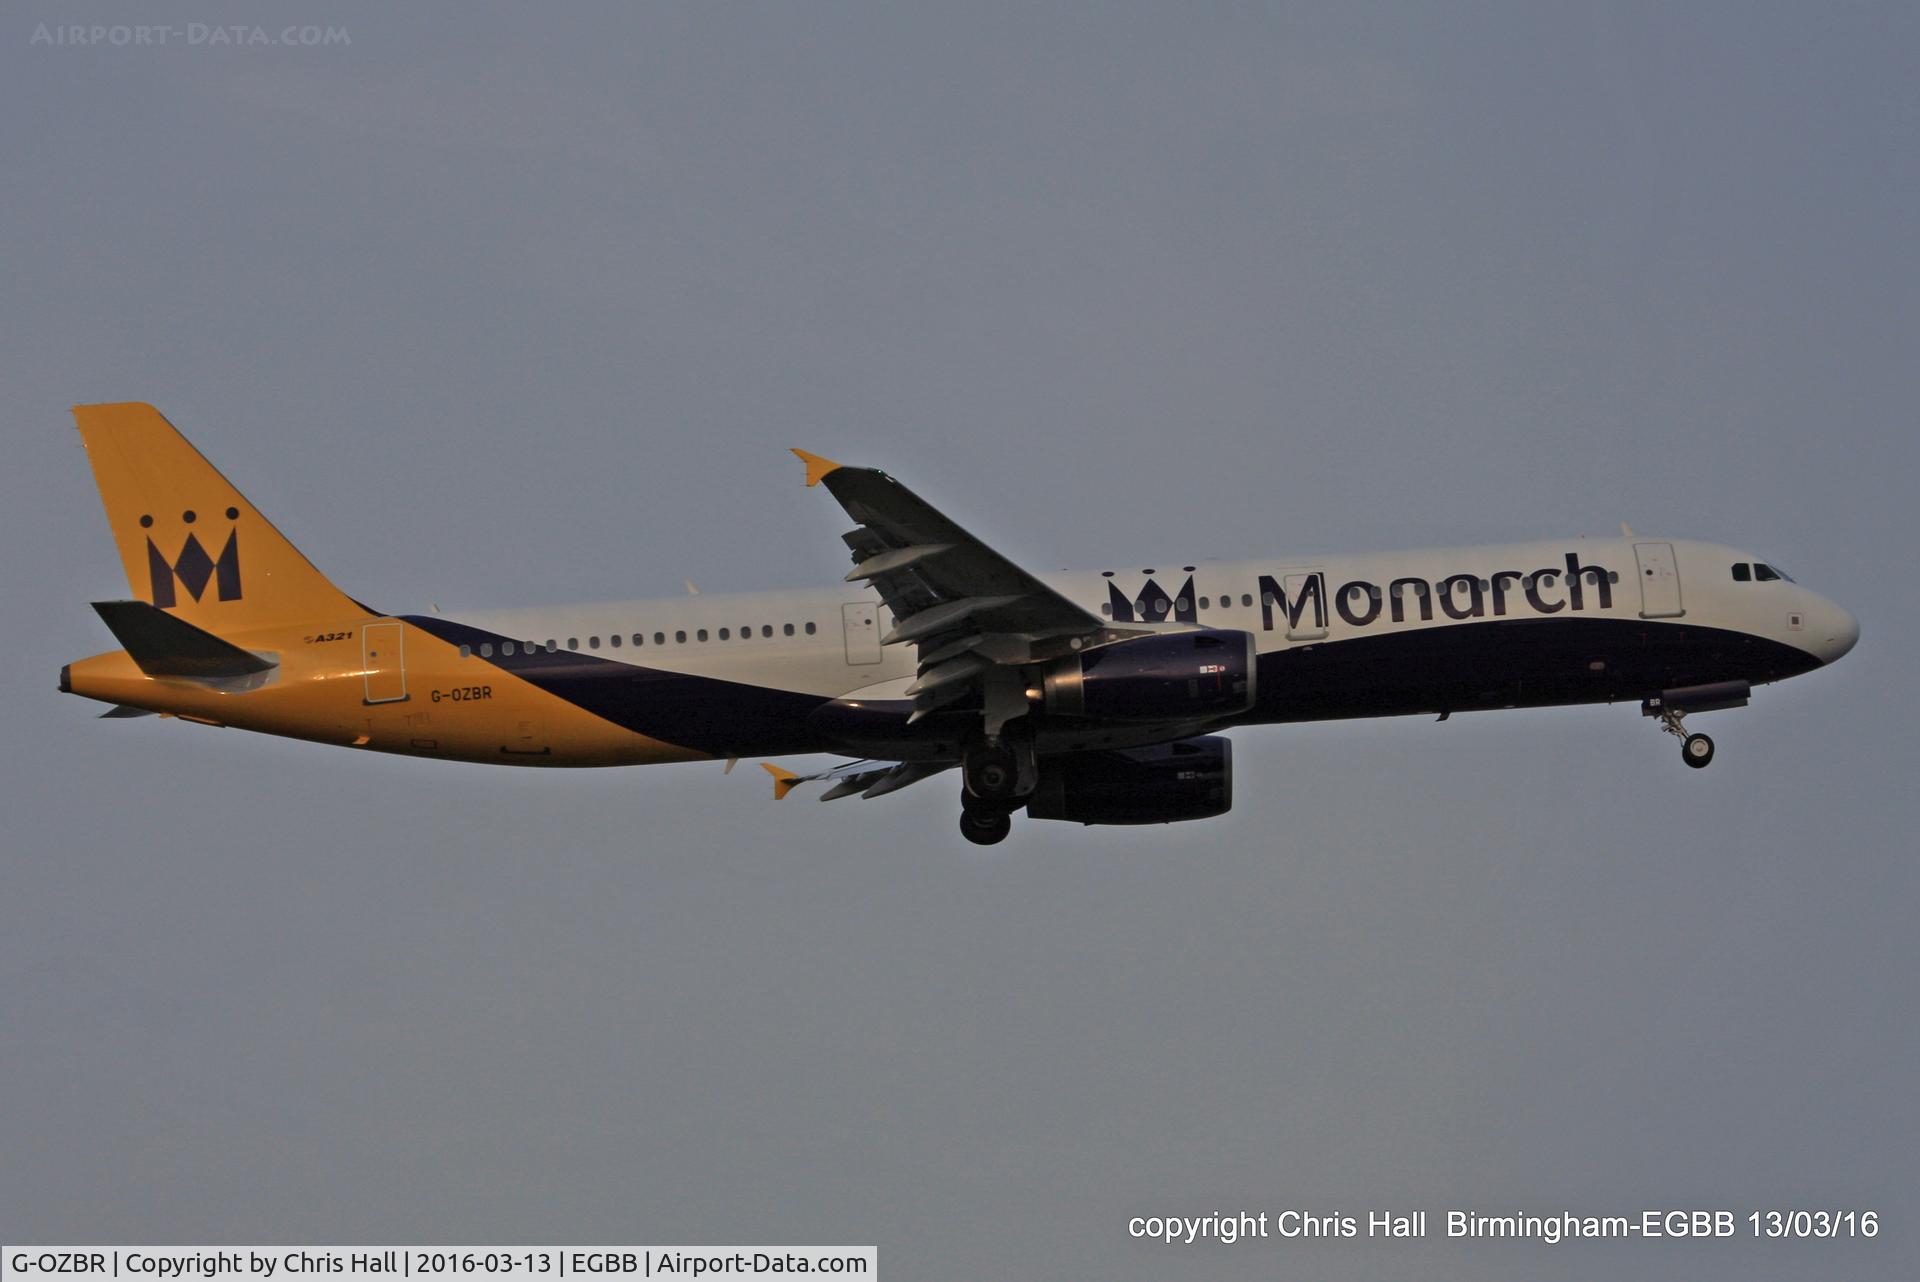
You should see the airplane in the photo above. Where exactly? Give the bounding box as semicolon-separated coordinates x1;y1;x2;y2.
61;402;1859;845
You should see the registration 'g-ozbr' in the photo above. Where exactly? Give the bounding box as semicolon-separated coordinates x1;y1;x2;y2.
61;404;1860;845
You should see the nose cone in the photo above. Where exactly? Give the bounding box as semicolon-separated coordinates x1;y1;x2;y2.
1812;599;1860;665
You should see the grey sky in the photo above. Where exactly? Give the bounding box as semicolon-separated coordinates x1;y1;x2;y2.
3;3;1916;1278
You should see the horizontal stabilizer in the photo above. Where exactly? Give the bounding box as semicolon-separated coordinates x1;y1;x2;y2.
760;757;954;802
91;600;274;678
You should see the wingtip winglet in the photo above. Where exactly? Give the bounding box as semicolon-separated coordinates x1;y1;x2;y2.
790;448;842;488
761;762;801;800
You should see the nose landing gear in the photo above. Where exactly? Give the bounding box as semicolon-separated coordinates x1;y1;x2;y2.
1646;699;1716;769
1641;681;1747;770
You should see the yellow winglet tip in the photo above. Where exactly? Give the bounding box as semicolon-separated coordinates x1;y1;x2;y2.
790;448;842;487
761;762;801;800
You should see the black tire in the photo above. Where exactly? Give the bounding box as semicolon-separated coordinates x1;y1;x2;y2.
959;807;1013;846
964;744;1022;801
1682;732;1715;769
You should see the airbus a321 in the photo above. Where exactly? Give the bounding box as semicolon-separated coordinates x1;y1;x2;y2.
61;403;1859;844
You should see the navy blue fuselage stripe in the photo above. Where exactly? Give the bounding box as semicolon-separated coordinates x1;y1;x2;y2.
405;614;1819;756
1249;617;1818;722
402;616;837;756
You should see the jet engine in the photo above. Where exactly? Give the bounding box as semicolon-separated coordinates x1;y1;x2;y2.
1039;629;1256;722
1026;736;1232;825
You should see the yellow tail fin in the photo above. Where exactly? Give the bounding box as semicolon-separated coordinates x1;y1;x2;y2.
74;402;366;634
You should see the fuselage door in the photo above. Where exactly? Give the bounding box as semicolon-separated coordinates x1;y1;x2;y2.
1633;542;1685;619
842;601;882;665
361;621;409;703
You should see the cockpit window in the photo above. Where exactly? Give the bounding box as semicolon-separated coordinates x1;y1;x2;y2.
1731;563;1751;582
1753;563;1780;582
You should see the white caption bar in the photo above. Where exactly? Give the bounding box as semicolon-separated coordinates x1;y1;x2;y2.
3;1249;875;1282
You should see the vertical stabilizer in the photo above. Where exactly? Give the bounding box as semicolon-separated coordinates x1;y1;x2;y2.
73;402;366;634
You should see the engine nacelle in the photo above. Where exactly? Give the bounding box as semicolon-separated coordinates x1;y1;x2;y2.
1026;736;1233;826
1040;629;1256;722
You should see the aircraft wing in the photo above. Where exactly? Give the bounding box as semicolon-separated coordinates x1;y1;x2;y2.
793;450;1136;721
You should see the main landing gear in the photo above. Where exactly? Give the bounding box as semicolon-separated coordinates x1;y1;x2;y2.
958;728;1036;846
962;739;1028;802
959;803;1014;846
1643;682;1749;771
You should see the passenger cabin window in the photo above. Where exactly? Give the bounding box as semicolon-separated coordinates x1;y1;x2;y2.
783;623;795;636
804;621;817;635
589;636;600;649
1732;563;1751;582
654;632;665;645
502;642;516;656
459;644;471;659
718;627;730;640
568;637;579;650
609;634;621;648
631;633;643;646
761;625;773;638
697;629;709;642
675;630;687;643
1240;593;1252;607
480;643;494;658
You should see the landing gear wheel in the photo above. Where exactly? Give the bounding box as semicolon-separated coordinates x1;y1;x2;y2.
964;742;1028;802
1649;698;1716;770
959;806;1013;846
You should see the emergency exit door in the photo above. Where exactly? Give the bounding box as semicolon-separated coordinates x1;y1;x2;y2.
1633;543;1685;619
362;621;409;703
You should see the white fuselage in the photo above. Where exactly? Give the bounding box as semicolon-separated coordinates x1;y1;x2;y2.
443;537;1857;709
